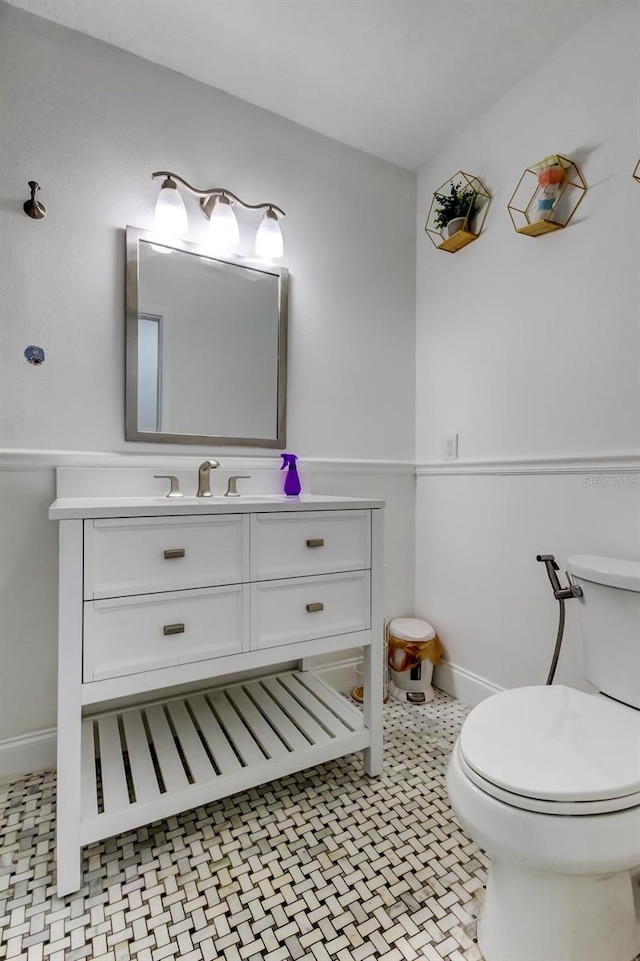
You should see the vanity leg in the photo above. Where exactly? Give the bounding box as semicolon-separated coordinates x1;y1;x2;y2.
362;643;383;775
56;830;82;897
363;508;384;777
56;520;84;897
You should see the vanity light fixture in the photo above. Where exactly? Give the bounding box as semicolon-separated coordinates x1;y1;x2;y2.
207;194;240;252
255;208;284;259
151;171;285;259
154;176;188;238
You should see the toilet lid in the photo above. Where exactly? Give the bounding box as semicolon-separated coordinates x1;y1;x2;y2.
459;686;640;803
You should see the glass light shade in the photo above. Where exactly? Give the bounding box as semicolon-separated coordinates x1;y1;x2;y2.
207;196;239;253
154;181;188;238
255;209;284;260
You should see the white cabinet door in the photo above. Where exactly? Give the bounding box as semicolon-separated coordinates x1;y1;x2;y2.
251;571;370;650
84;515;249;600
83;585;248;682
251;510;370;580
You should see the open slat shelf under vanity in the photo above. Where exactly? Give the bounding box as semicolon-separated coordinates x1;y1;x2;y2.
81;669;367;844
50;476;384;895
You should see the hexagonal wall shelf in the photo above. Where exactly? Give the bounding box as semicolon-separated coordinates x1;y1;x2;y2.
424;172;491;253
508;154;587;236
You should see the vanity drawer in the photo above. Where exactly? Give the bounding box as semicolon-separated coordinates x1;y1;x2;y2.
83;585;248;682
84;515;248;600
250;510;370;580
251;571;370;650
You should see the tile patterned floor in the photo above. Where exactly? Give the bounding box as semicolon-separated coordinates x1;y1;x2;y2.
0;691;489;961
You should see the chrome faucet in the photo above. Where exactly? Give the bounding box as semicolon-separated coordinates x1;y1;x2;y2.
196;459;220;497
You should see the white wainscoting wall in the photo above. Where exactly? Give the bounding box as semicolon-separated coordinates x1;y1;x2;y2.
418;453;639;706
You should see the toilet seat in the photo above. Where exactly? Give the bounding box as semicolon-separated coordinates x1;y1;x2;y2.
457;746;640;814
458;685;640;815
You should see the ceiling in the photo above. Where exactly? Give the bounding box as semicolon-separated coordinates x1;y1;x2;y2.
7;0;614;169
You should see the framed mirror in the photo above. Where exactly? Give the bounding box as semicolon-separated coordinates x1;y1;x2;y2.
125;226;288;448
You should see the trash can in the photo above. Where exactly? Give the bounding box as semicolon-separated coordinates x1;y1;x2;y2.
387;617;443;704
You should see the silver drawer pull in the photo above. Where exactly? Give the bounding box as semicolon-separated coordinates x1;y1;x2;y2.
306;538;325;548
306;602;324;613
163;623;185;636
164;548;186;560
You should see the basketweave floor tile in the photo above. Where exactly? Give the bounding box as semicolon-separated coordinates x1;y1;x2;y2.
0;691;492;961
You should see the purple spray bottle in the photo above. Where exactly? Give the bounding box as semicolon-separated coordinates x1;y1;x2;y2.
281;453;301;496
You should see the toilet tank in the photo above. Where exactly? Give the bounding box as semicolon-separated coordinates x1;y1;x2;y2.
567;555;640;709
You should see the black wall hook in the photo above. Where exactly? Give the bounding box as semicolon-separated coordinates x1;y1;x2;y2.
23;181;46;220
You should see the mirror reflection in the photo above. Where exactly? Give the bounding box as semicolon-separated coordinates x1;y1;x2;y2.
126;228;288;447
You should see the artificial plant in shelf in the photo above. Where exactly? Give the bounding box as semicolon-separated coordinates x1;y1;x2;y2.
433;181;479;237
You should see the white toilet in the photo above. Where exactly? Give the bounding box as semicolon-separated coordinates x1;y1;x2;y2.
446;555;640;961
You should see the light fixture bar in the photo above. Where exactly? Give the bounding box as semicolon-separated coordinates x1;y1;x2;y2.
151;171;285;217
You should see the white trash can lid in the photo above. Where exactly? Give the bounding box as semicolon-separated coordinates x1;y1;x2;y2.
389;617;435;643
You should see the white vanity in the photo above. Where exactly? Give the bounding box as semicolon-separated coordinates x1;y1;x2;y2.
50;470;384;895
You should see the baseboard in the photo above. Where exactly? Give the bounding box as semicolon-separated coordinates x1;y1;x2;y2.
0;727;56;782
433;660;503;707
312;654;504;711
310;647;505;708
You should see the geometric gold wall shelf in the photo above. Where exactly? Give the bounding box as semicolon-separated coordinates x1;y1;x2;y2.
633;160;640;184
425;171;491;253
508;154;587;236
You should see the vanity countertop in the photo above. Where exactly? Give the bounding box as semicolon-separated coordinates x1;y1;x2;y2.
49;493;385;520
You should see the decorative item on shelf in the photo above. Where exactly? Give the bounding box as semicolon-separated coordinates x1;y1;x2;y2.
151;171;285;260
508;154;587;236
633;160;640;184
23;181;46;220
424;172;491;253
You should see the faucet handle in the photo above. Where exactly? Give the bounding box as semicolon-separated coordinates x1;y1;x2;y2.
154;475;183;498
225;475;251;497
